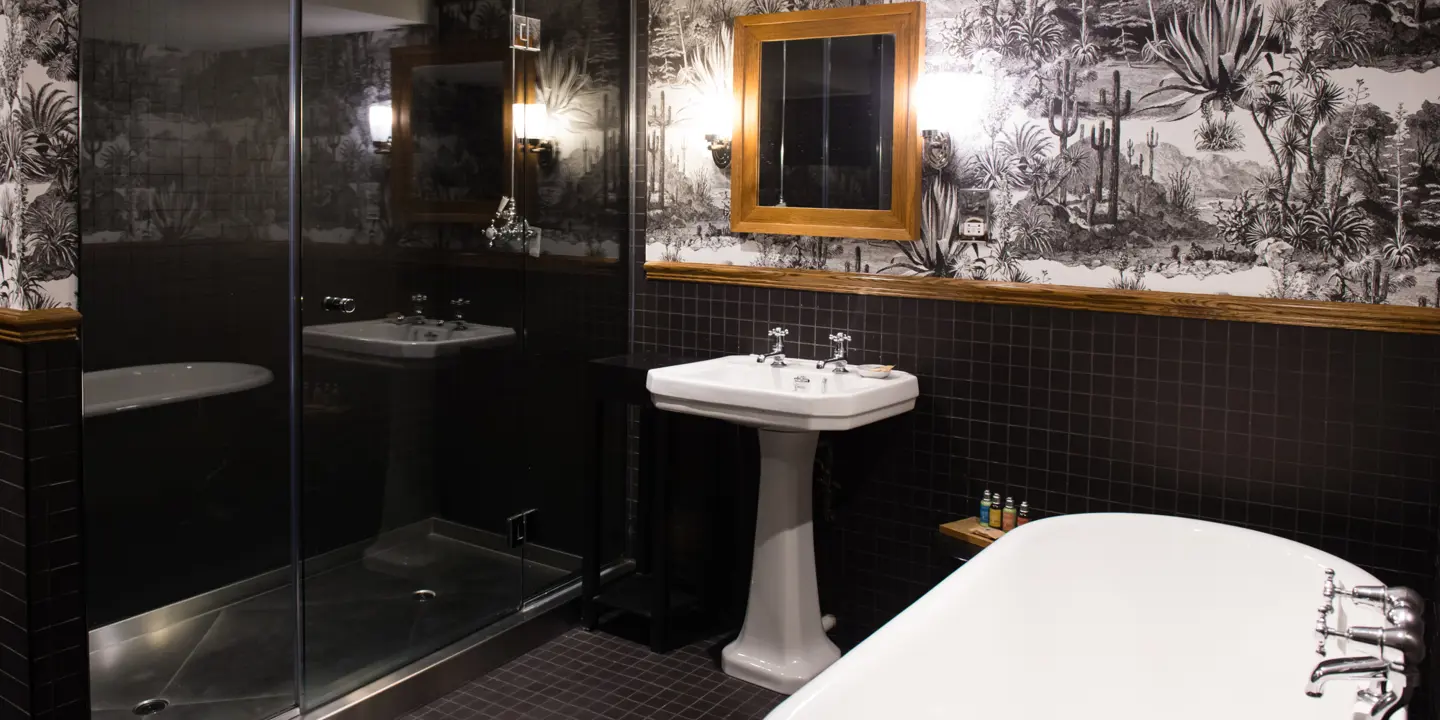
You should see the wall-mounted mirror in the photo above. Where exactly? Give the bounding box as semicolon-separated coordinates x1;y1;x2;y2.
392;44;530;223
732;3;923;241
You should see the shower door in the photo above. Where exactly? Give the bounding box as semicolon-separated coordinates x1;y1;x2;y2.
295;4;530;709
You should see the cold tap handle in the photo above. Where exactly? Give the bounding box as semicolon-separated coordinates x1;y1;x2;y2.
1346;626;1426;665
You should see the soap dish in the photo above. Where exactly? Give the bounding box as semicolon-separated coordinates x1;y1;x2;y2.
854;364;894;379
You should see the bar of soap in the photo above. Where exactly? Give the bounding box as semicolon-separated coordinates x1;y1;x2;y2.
968;525;1004;541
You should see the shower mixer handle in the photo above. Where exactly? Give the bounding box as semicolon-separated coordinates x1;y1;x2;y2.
322;296;357;314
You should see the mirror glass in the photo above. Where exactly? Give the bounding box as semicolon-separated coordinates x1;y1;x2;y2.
410;61;506;202
757;34;895;210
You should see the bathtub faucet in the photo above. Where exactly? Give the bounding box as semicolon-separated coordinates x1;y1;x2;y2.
1307;659;1416;720
1306;656;1416;719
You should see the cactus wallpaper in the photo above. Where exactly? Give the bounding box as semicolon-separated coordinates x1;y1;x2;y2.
0;0;78;309
645;0;1440;307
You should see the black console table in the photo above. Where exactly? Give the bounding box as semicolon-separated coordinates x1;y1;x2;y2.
582;353;701;652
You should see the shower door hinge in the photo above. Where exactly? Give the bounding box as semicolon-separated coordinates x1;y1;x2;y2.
507;509;538;548
511;15;541;51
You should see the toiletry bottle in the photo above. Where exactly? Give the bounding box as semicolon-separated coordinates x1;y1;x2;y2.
1002;497;1017;531
980;490;991;522
1017;501;1030;526
988;495;1002;528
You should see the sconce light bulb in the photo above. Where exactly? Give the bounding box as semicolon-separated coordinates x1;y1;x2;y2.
915;72;991;136
513;103;550;141
369;104;393;144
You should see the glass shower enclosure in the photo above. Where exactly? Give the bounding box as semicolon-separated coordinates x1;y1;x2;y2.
79;0;627;716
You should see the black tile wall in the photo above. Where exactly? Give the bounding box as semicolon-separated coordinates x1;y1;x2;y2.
629;12;1440;657
0;339;86;719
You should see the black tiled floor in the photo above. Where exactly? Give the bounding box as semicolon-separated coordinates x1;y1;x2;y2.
400;630;785;720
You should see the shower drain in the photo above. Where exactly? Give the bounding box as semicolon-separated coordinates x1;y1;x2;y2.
132;699;169;716
414;589;437;602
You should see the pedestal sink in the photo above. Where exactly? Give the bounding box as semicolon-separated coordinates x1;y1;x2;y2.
647;355;919;694
303;319;516;365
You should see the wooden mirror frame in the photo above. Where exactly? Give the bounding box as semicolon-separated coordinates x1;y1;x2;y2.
392;44;532;223
730;2;925;242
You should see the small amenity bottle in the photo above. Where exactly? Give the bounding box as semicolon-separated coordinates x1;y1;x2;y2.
1001;497;1017;531
1017;501;1031;526
979;490;991;522
988;495;1002;528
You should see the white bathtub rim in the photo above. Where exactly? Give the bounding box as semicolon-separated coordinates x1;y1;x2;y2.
83;362;274;418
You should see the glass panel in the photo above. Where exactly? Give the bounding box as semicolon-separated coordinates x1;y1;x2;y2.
757;34;894;210
297;4;525;708
508;0;629;599
80;0;297;717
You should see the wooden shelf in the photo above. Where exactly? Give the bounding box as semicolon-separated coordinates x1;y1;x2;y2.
939;517;1006;550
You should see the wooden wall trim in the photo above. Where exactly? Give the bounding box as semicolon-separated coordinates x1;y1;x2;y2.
0;308;81;343
644;262;1440;335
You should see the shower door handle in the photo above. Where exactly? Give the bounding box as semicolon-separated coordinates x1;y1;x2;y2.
323;296;357;314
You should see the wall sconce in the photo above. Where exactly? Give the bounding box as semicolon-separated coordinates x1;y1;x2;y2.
705;134;732;171
369;104;393;154
701;93;734;170
513;103;557;169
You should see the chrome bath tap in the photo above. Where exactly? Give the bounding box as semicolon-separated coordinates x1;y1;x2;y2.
756;327;788;366
817;332;851;372
1307;568;1426;720
1306;656;1414;720
389;294;434;325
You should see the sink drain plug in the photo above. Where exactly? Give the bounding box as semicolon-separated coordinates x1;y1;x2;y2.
414;589;437;602
133;699;169;716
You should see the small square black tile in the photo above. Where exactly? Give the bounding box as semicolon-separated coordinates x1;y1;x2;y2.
400;630;784;720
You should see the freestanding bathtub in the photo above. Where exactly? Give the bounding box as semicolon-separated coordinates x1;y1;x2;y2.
83;363;274;417
767;513;1408;720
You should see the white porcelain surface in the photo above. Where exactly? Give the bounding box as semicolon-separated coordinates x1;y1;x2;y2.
649;355;920;694
302;320;516;360
766;513;1404;720
646;355;918;431
721;430;840;694
83;363;273;418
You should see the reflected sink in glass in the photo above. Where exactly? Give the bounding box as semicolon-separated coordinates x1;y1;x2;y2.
647;355;918;431
302;320;517;361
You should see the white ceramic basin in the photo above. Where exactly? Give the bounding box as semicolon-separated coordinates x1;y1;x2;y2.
302;320;516;360
83;363;273;418
649;355;920;695
646;355;918;431
768;513;1407;720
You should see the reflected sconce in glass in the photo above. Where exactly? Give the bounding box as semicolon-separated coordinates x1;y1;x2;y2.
513;103;557;169
702;94;733;170
369;104;393;154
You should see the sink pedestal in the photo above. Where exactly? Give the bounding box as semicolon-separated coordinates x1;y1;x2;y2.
722;429;840;695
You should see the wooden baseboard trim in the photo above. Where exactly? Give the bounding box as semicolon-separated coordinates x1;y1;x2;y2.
644;262;1440;335
0;308;81;343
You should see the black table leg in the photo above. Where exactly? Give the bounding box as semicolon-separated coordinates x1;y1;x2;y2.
650;410;671;653
581;394;604;629
637;405;656;574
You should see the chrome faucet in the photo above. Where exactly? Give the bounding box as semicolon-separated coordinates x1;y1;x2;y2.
1307;568;1426;720
817;332;852;372
1306;656;1414;719
1306;656;1391;697
756;327;788;366
388;294;432;325
450;298;471;330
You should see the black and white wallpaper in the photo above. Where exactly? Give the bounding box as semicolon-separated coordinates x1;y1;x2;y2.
646;0;1440;307
0;0;78;309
